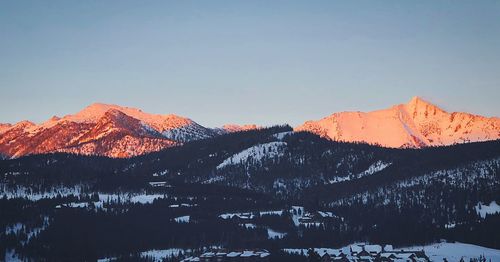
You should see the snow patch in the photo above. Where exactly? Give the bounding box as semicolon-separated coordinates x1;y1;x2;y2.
360;161;391;176
267;228;287;239
174;215;190;223
219;212;255;220
475;201;500;219
260;210;284;216
273;131;293;140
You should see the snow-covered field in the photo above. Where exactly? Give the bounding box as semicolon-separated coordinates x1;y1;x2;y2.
0;185;166;205
284;242;500;261
98;193;166;204
405;242;500;261
0;185;83;200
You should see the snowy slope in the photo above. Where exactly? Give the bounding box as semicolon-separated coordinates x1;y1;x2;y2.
217;142;287;169
405;242;500;261
296;97;500;148
284;242;500;261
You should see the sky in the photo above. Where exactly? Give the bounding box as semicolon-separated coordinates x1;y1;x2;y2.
1;1;499;127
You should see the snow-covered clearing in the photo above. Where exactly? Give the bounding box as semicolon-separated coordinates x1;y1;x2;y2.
272;131;293;140
328;161;391;184
219;212;255;220
0;185;166;206
240;223;257;229
140;248;184;261
174;215;190;223
475;201;500;219
216;142;286;169
169;203;197;208
0;185;83;200
96;193;165;204
260;210;283;216
267;228;287;239
359;161;391;177
318;211;335;218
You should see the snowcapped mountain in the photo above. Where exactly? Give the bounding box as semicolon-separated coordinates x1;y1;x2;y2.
295;97;500;148
2;98;497;158
0;103;239;158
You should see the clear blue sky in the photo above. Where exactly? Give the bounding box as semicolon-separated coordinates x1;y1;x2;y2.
1;1;499;127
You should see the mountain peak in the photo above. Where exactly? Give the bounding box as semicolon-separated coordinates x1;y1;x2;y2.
49;115;60;122
70;103;132;122
406;96;437;109
296;97;500;148
404;96;446;119
408;96;425;104
0;103;217;158
14;120;36;128
102;108;128;119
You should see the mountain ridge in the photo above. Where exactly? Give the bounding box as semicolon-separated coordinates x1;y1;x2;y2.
0;103;258;158
1;97;498;158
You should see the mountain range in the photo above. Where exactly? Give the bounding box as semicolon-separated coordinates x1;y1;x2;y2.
0;103;257;158
0;97;498;158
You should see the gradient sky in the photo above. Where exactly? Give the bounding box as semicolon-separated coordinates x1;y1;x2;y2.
1;1;499;127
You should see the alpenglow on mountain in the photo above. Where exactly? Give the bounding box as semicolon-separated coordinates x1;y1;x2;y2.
0;103;258;158
1;98;499;158
295;97;500;148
